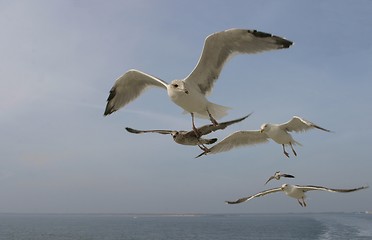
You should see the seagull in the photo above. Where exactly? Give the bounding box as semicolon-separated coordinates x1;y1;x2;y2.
225;184;368;207
104;29;293;136
265;171;295;185
196;116;331;158
125;114;251;151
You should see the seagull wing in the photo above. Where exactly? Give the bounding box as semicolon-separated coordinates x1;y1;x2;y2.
279;116;331;133
184;29;293;95
209;130;269;153
104;69;168;115
265;176;275;185
296;185;369;193
281;174;295;179
196;130;269;158
196;113;252;136
125;127;174;135
225;187;282;204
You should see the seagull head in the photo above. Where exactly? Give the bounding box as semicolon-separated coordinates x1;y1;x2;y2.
171;131;179;139
281;183;289;191
170;80;189;94
260;123;269;133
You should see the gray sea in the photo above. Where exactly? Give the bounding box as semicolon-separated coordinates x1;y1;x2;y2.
0;212;371;240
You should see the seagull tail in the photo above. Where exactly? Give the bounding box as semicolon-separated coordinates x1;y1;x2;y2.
206;102;231;120
188;102;230;120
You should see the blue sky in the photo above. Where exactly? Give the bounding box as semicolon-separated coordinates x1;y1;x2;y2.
1;0;371;214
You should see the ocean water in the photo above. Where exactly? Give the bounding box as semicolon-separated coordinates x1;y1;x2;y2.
0;213;371;240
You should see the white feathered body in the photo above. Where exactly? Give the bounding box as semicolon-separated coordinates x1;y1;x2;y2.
167;80;229;120
282;184;306;199
263;124;301;146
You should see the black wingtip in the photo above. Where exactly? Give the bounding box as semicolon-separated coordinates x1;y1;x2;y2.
248;29;272;38
209;138;218;144
244;112;254;120
248;30;293;49
279;39;293;49
195;152;206;158
125;127;142;134
220;112;253;127
104;104;117;116
103;107;113;116
237;112;253;122
104;88;117;116
314;125;332;133
125;127;134;133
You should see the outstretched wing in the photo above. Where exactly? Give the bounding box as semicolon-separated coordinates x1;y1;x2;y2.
184;29;293;95
265;176;275;185
196;113;252;136
196;130;269;157
104;69;168;115
226;187;282;204
279;116;331;133
296;185;368;193
281;174;295;179
125;127;174;135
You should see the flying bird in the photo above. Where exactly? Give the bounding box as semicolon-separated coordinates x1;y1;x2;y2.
104;29;293;136
265;171;295;185
125;114;251;151
196;116;331;158
225;184;368;207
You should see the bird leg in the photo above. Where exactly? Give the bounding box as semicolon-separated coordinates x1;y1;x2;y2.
297;199;304;207
196;144;211;158
197;143;210;152
207;109;219;126
290;143;297;156
191;113;201;137
302;197;307;207
282;145;290;158
196;138;211;152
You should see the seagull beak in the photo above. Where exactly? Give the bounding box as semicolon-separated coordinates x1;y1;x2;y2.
260;129;264;133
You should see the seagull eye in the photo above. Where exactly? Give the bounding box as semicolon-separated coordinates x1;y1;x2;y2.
173;84;178;88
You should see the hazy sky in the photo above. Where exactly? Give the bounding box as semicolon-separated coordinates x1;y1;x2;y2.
1;0;371;214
